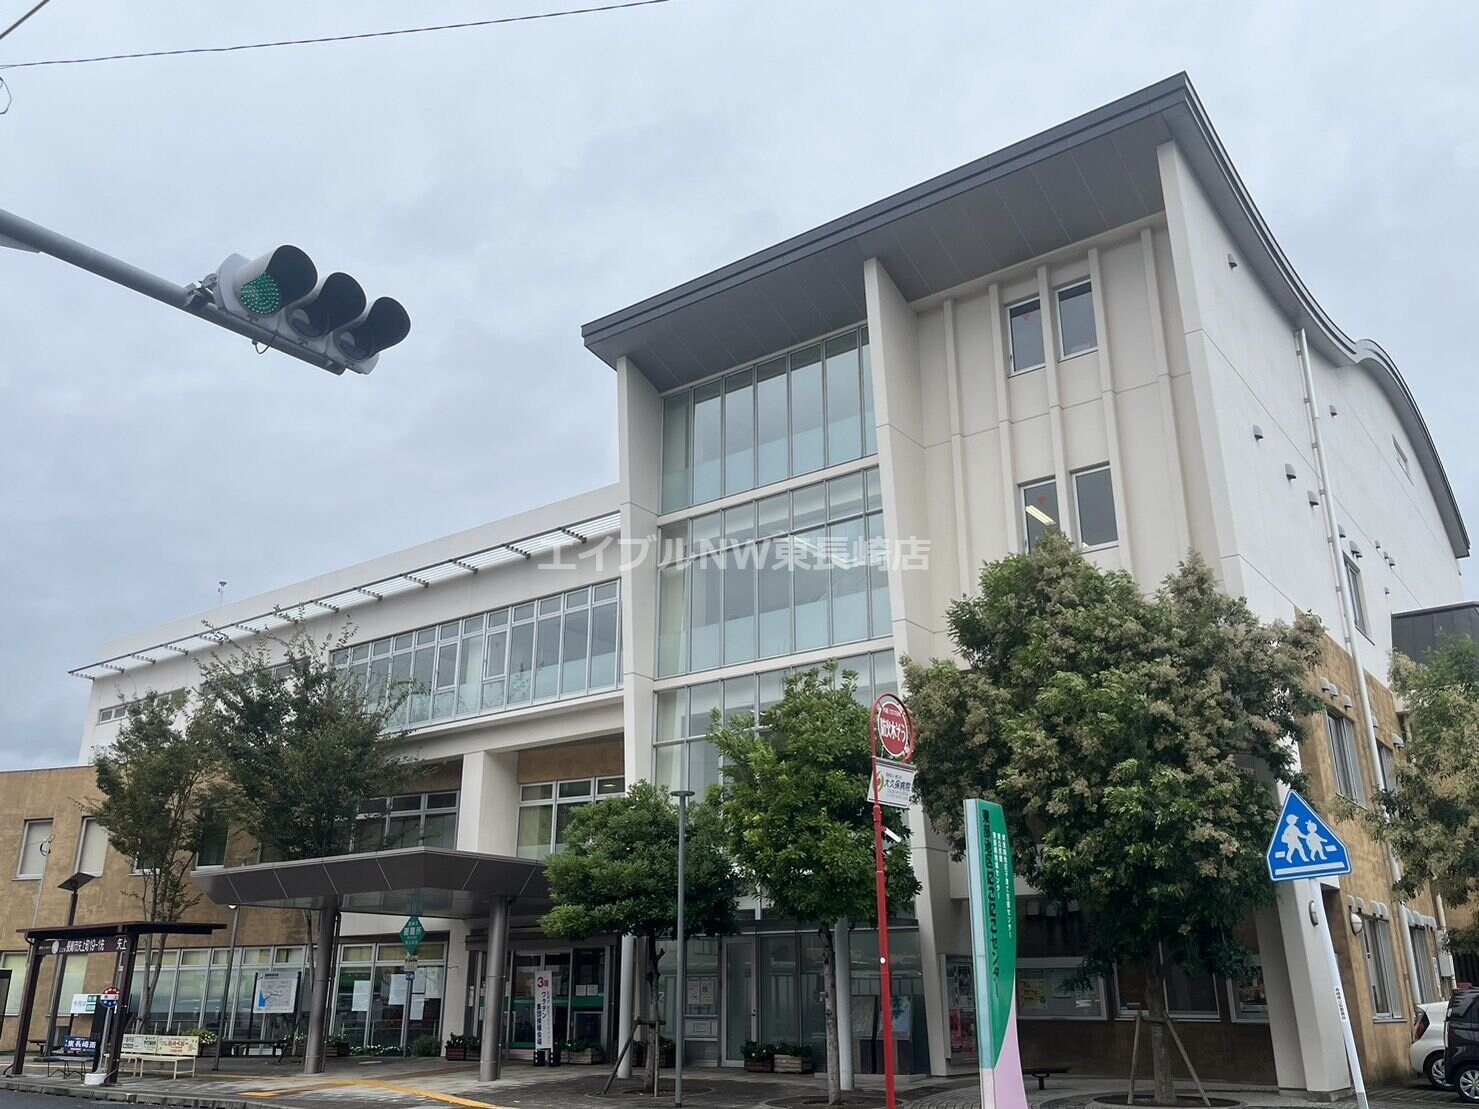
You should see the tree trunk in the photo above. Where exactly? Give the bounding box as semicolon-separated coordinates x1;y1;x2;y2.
1144;953;1177;1106
644;936;661;1094
138;934;163;1031
819;926;842;1106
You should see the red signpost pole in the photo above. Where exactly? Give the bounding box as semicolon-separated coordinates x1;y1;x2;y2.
870;699;900;1109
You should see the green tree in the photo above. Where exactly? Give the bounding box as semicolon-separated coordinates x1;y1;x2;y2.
197;631;410;861
86;690;222;1025
906;535;1322;1104
542;781;737;1092
1362;639;1479;954
709;664;919;1107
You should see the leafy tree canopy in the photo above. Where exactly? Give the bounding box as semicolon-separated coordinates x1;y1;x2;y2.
1366;639;1479;953
197;631;410;862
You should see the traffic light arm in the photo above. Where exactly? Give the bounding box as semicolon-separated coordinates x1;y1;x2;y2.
0;206;348;374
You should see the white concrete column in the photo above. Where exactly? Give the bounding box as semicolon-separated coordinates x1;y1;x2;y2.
458;749;519;855
616;355;661;791
1255;904;1306;1090
834;921;854;1090
1272;881;1351;1096
616;935;637;1078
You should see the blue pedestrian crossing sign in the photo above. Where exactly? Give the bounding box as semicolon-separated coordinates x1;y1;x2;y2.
1267;791;1351;882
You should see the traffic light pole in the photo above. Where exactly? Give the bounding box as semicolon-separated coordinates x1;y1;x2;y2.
0;206;348;373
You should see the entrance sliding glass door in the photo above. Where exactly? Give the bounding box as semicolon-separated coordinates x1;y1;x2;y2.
722;939;756;1066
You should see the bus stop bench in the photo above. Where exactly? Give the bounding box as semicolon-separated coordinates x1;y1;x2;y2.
223;1038;289;1059
42;1055;87;1080
119;1052;198;1080
1026;1066;1069;1089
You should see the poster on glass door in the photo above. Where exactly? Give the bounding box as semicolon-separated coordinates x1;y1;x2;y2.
533;972;554;1050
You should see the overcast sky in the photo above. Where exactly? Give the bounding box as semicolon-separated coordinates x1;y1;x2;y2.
2;0;1476;767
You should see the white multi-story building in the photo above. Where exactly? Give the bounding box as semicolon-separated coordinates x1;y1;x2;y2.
69;74;1467;1090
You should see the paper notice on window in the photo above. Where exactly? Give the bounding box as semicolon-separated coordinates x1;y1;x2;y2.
389;974;409;1006
352;980;372;1012
411;997;426;1020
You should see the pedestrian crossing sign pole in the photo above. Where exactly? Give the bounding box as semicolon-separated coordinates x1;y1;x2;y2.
1266;791;1367;1109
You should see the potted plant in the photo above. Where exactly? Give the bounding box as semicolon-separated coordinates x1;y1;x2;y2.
562;1039;605;1065
742;1041;775;1073
444;1033;480;1062
632;1035;675;1069
185;1028;217;1057
288;1031;308;1058
327;1034;350;1058
773;1042;814;1075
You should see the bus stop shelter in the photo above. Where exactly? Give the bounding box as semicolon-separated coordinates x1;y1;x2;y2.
9;920;220;1083
191;846;549;1082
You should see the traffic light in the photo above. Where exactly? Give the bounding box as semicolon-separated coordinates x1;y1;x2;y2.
214;247;410;374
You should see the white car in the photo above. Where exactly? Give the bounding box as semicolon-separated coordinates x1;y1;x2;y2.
1413;1000;1452;1088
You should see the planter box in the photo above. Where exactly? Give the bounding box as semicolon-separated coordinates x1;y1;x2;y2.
445;1048;469;1062
632;1044;675;1069
330;1044;350;1058
743;1058;774;1073
565;1049;605;1065
773;1054;814;1074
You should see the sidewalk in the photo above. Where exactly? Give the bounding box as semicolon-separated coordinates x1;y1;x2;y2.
0;1057;1451;1109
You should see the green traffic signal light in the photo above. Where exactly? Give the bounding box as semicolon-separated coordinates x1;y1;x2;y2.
238;272;282;316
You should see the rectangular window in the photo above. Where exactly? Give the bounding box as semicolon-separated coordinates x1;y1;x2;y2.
723;545;757;665
860;328;876;457
690;554;724;672
1377;742;1397;793
1410;926;1439;1003
1363;917;1401;1018
196;809;228;868
1073;465;1118;548
2;952;26;1016
758;539;793;659
1008;297;1045;374
829;516;868;644
1056;281;1097;358
657;563;689;678
755;359;789;488
533;614;562;701
723;370;755;497
1016;960;1107;1020
76;816;107;877
1345;557;1368;637
506;621;535;706
588;600;620;690
17;819;52;879
1021;479;1059;551
790;344;825;475
792;528;831;652
691;381;723;506
1326;711;1367;805
823;332;862;466
560;607;589;696
661;392;691;512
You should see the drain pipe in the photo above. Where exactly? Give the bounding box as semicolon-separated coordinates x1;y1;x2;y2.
1295;328;1425;1006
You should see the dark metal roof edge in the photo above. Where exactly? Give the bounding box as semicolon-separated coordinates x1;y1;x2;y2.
1393;599;1479;619
1166;85;1469;558
580;73;1193;350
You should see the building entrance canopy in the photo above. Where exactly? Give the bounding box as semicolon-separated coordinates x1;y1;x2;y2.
190;846;550;920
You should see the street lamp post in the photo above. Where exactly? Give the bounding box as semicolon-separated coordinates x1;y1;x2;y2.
670;790;694;1109
44;870;97;1053
213;904;241;1071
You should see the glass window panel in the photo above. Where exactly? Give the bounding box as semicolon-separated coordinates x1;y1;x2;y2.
758;669;786;715
488;609;508;628
658;564;689;677
655;744;684;794
394;633;413;651
758;537;793;659
1057;282;1097;357
793;527;830;652
427;791;458;809
484;629;507;678
352;643;371;661
437;622;458;640
656;689;687;743
830;517;868;644
866;511;891;637
516;806;553;860
564;587;589;609
691;511;722;554
558;780;593;799
506;622;535;705
589;602;619;689
416;628;437;646
860;328;876;457
561;607;589;696
865;467;883;513
692;381;723;505
593;581;619;603
724;370;755;497
824;331;862;466
662;391;692;513
462;614;485;635
724;504;755;546
555;800;589;851
368;656;392;707
659;521;688;564
756;358;789;487
513;602;535;623
538;596;562;616
373;639;392;656
534;615;562;700
837;654;871;706
723;675;757;725
1021;479;1060;552
597;776;625;795
521;783;554;801
689;741;721;795
408;646;434;723
871;651;898;701
723;546;757;665
757;493;790;539
77;817;107;877
790;345;824;475
792;482;826;530
828;471;864;521
422;812;456;849
1073;466;1118;548
687;682;721;739
481;678;505;712
1165;962;1219;1016
690;555;723;672
1009;297;1045;373
435;643;458;690
1346;557;1368;636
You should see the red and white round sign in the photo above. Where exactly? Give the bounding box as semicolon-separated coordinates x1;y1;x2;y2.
871;694;916;763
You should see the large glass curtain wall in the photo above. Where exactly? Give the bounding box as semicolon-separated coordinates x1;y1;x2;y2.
661;327;875;513
657;468;890;677
334;582;620;729
126;944;309;1038
654;649;896;796
331;942;448;1050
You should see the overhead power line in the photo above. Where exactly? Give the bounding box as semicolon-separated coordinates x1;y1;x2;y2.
0;0;676;70
0;0;55;45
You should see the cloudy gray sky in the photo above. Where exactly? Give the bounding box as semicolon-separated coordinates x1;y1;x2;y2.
2;0;1476;767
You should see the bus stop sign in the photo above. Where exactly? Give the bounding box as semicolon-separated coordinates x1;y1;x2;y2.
399;915;425;956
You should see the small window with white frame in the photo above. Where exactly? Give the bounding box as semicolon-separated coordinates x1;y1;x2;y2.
1056;280;1097;358
1021;478;1060;552
1345;556;1369;638
76;816;107;877
1007;297;1045;375
1228;955;1269;1022
1072;465;1118;549
1362;916;1402;1019
16;819;52;879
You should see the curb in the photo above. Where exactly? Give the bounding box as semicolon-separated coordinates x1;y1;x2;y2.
0;1078;256;1109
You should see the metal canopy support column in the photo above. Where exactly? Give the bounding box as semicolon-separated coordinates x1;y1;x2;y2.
8;942;43;1076
480;899;511;1083
303;897;339;1076
105;936;141;1086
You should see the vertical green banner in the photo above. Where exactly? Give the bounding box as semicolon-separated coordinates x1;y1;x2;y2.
964;799;1026;1109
